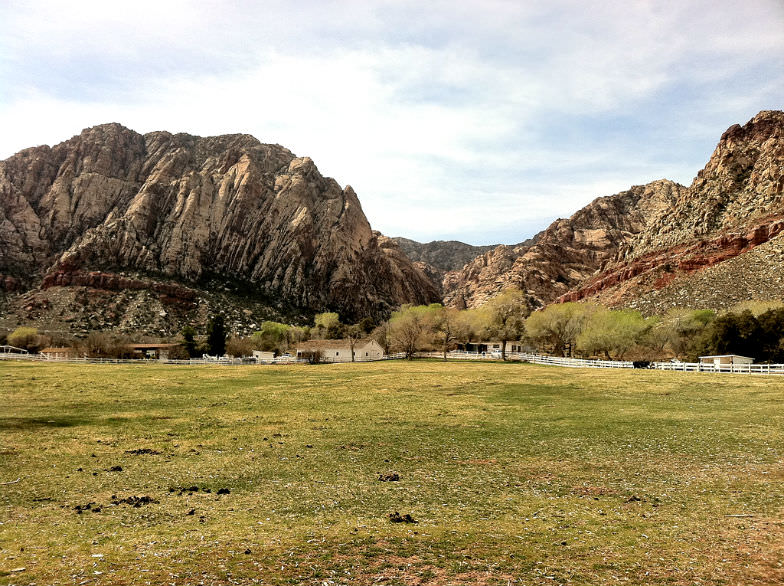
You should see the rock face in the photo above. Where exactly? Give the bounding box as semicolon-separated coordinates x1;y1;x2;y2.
391;238;498;273
0;123;439;325
442;179;688;309
560;110;784;313
444;110;784;314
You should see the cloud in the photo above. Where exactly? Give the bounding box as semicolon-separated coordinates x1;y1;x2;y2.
1;0;782;244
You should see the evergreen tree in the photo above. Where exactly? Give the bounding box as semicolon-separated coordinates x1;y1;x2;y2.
181;326;198;358
206;314;227;356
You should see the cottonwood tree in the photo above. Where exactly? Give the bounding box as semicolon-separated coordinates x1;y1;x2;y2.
661;308;715;359
314;312;343;339
525;302;595;357
483;289;528;360
252;321;291;353
8;327;41;351
370;322;391;354
388;304;434;359
431;304;461;360
345;323;363;361
453;308;485;349
576;308;650;360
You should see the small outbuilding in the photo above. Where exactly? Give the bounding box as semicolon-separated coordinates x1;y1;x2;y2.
252;350;276;363
126;343;182;359
698;354;755;367
39;347;79;360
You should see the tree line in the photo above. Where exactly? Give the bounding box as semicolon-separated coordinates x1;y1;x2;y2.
5;292;784;362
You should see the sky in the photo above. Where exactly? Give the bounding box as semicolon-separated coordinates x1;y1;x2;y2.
1;1;782;245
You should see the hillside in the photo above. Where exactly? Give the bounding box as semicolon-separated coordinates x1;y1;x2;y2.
560;110;784;312
442;179;687;309
444;110;784;314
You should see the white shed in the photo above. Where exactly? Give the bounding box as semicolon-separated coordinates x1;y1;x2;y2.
252;350;276;363
698;354;755;367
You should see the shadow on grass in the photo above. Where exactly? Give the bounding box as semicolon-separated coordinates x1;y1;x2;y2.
0;416;88;430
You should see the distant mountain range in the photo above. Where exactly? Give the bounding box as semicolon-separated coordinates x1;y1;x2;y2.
1;110;782;335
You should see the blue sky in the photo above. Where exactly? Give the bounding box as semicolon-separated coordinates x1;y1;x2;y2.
1;0;782;245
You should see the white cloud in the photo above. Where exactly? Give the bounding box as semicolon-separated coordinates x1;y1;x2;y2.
1;0;782;244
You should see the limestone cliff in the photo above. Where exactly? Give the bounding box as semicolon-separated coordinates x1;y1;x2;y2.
0;123;439;326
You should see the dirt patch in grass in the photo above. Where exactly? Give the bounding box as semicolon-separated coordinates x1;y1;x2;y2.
571;484;616;497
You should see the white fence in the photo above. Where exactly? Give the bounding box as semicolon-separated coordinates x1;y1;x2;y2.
3;348;784;375
417;350;784;375
0;353;307;366
515;353;784;375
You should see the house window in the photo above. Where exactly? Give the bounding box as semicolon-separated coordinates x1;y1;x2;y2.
336;351;339;356
365;352;369;356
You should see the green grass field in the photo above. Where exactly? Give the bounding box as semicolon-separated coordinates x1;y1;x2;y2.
1;360;783;585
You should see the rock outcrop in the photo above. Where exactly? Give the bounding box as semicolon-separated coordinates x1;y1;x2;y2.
559;110;784;313
0;123;439;326
390;238;499;294
444;110;784;315
442;179;688;309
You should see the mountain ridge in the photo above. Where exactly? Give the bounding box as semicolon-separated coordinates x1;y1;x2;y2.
0;123;439;333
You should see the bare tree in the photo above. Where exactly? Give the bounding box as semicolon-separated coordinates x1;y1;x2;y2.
388;305;434;359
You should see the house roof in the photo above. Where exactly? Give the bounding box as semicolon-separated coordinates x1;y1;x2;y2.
126;343;182;349
698;354;754;360
39;347;77;354
297;339;378;351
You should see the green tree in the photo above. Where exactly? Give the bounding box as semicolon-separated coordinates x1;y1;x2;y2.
525;302;594;357
388;305;434;359
8;327;40;351
483;289;528;360
181;326;198;358
697;310;759;360
661;308;715;359
314;312;343;339
206;314;227;356
431;304;461;361
453;308;485;349
252;321;291;352
576;308;650;360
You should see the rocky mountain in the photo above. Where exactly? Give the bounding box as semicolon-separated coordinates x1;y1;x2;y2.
390;237;499;293
442;110;784;315
560;110;784;313
391;238;498;273
0;123;439;334
442;179;688;309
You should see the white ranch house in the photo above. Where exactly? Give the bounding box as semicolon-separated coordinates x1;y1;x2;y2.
296;339;385;362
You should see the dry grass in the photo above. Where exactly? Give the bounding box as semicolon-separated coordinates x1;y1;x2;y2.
1;360;783;584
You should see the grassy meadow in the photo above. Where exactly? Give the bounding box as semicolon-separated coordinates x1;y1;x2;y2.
1;360;783;585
